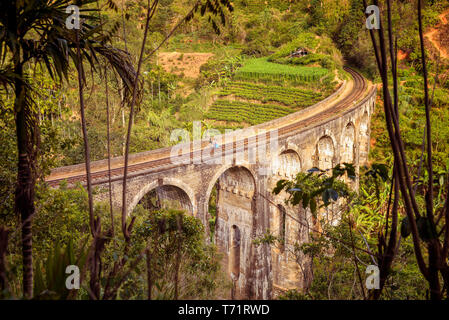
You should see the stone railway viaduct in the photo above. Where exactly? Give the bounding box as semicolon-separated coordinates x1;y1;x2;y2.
47;68;377;299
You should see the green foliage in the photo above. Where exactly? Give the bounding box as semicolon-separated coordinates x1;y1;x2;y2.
253;230;277;246
197;54;244;88
269;33;321;59
129;208;226;299
2;0;448;301
269;162;429;300
273;164;355;216
33;183;91;253
277;289;310;300
33;239;88;300
288;211;427;300
268;32;343;71
208;185;217;242
0;112;16;221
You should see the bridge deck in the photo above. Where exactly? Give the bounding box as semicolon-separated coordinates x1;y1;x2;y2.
46;67;374;187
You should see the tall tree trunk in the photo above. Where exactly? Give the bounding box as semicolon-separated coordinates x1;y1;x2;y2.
75;30;99;299
14;60;35;299
105;68;115;238
97;0;115;239
121;0;154;241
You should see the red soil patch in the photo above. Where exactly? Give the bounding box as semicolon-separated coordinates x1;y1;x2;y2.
158;52;214;79
424;9;449;60
397;50;409;61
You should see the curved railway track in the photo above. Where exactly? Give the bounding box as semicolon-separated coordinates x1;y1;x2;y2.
46;67;372;187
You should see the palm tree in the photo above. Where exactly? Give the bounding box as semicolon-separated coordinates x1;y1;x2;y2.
0;0;136;298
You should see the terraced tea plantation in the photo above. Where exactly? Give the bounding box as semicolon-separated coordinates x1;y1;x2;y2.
205;57;334;127
234;58;329;83
217;82;324;107
207;100;293;125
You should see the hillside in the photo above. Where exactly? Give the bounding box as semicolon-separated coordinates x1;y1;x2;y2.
425;8;449;60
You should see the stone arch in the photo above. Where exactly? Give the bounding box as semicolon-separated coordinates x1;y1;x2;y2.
204;163;257;216
359;112;370;164
316;135;335;171
277;142;301;158
275;149;302;178
341;122;356;164
211;165;256;299
129;179;196;216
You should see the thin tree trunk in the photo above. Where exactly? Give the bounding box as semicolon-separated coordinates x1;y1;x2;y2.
157;53;161;105
418;0;442;300
105;68;115;238
75;31;96;239
75;29;100;299
121;0;156;241
364;0;448;299
96;0;115;239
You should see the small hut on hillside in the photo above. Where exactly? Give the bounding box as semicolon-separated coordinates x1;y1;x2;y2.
288;48;309;58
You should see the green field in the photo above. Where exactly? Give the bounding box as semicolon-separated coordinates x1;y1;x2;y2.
234;58;329;83
206;100;293;125
218;81;325;107
205;56;332;126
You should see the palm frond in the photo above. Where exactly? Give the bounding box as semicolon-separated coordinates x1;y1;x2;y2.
93;45;142;105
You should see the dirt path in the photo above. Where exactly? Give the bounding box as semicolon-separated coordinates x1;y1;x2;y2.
424;8;449;60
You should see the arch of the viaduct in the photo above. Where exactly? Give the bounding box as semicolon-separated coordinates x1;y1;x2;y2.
129;178;196;216
212;165;257;299
203;163;258;218
47;71;377;300
276;149;302;178
341;121;356;164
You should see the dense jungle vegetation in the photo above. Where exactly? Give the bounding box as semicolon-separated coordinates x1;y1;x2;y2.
1;0;449;300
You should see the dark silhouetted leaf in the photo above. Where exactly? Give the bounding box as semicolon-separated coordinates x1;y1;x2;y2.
329;189;338;201
416;216;437;242
400;216;411;238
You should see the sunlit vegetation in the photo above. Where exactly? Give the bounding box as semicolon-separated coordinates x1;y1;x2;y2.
234;58;329;83
206;99;293;125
